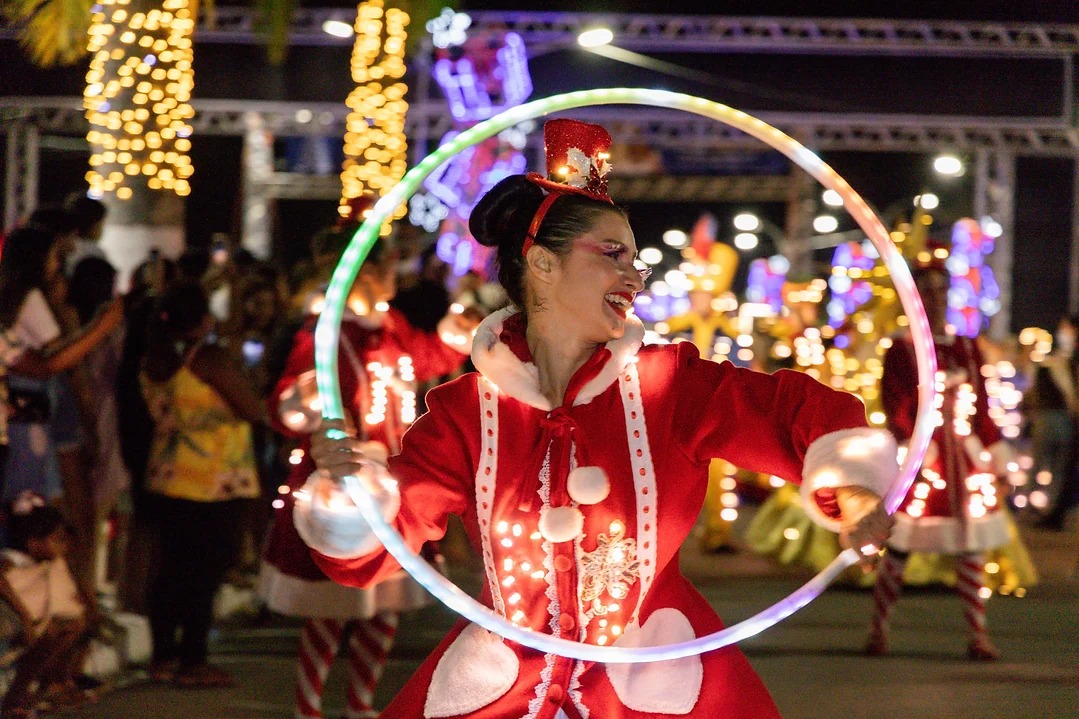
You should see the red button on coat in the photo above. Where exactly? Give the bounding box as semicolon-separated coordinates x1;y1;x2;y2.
547;684;564;704
558;613;575;632
554;555;573;572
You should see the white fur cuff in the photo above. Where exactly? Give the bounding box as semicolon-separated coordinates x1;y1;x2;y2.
293;471;401;560
800;428;898;533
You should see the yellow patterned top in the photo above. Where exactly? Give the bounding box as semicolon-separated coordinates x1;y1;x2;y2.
142;366;259;502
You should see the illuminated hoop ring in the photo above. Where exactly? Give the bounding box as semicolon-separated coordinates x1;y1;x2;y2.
315;88;937;663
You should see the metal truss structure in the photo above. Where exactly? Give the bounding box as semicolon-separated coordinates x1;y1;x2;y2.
246;169;790;204
2;97;1076;157
461;12;1079;58
6;8;1068;57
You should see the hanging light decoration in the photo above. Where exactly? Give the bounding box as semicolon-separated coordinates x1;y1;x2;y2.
83;0;195;200
340;0;409;234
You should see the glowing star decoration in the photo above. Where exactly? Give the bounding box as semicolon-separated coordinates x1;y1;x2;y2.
84;0;196;199
426;8;471;49
339;0;410;235
433;32;532;123
580;521;640;618
947;218;1001;338
316;89;938;663
408;192;449;232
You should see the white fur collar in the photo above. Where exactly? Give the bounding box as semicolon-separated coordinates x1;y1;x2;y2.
471;307;645;411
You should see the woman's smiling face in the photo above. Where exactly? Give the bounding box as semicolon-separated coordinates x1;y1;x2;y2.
541;211;646;345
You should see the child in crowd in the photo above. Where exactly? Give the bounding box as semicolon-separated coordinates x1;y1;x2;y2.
0;493;95;718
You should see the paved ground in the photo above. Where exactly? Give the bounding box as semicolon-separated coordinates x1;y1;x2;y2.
62;516;1078;719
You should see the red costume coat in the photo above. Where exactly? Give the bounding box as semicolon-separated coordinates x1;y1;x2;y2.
881;334;1012;554
311;309;897;718
259;307;468;618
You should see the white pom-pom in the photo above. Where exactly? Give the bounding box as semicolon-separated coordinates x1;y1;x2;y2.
538;506;584;543
567;466;609;505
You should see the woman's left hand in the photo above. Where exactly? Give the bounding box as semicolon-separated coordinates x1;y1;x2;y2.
834;486;894;570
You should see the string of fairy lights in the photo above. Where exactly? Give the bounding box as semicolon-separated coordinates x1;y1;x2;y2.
83;0;196;200
340;0;410;233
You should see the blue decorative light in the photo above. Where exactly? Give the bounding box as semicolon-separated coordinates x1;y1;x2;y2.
947;218;1000;337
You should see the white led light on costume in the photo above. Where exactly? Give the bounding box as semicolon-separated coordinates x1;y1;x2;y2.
316;88;938;663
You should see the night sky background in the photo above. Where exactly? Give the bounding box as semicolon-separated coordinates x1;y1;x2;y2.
2;0;1078;330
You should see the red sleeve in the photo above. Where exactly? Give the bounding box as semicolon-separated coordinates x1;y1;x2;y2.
268;321;362;438
968;338;1003;449
881;339;918;443
385;308;469;383
671;342;869;484
311;376;477;588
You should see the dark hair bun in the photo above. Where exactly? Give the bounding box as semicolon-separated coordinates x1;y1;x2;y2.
469;175;544;249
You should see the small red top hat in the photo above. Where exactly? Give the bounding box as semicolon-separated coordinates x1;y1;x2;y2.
522;119;614;255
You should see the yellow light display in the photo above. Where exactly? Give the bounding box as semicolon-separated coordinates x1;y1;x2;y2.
340;0;410;234
84;0;195;199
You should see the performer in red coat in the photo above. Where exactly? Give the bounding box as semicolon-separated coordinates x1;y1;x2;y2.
868;255;1014;660
299;120;898;719
259;230;473;719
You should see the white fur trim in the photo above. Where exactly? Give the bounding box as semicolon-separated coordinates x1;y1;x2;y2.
889;511;1010;553
574;315;645;406
800;428;899;533
605;608;702;715
471;308;552;410
470;307;645;410
293;470;401;560
621;362;657;622
538;506;584;543
258;563;430;618
437;314;475;355
423;623;519;718
567;466;609;505
475;378;505;616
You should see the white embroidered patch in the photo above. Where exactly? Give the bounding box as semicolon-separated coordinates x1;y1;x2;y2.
423;624;519;718
605;608;703;715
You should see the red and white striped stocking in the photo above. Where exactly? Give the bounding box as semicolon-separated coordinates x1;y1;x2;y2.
343;613;399;719
868;550;906;651
296;619;345;719
958;550;988;639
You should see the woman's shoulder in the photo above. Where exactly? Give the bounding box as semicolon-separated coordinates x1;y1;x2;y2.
637;340;712;371
425;371;483;407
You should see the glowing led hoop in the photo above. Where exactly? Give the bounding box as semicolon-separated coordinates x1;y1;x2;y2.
316;88;937;663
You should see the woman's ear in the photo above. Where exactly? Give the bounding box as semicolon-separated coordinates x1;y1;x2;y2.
525;246;556;286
